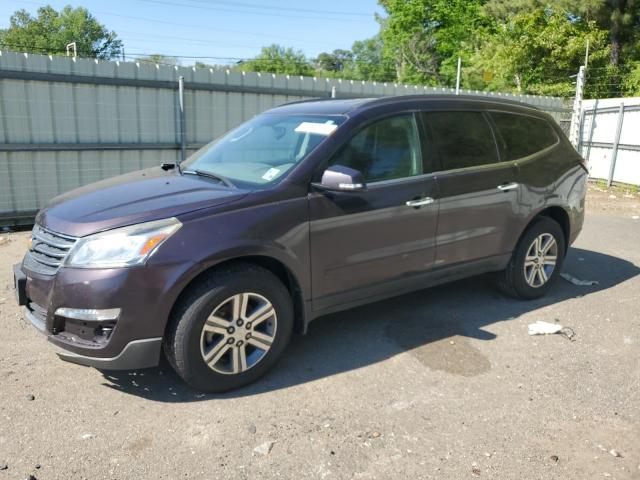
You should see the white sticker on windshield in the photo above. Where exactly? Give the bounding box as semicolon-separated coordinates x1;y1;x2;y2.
262;167;281;181
295;122;338;136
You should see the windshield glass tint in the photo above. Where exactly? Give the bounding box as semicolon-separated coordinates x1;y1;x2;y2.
183;113;346;187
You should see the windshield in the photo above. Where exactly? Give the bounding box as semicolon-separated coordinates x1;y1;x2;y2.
182;113;346;187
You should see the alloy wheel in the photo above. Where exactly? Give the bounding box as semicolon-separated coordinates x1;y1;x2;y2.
523;233;558;288
200;292;277;375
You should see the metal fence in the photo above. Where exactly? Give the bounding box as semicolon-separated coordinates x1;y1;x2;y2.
578;97;640;187
0;50;571;225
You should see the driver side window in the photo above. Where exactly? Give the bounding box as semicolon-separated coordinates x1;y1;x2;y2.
329;114;422;183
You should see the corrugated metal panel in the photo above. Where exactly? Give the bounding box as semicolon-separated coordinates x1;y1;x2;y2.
579;98;640;185
0;50;572;224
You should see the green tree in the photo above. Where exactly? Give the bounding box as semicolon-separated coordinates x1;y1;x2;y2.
242;44;313;76
137;54;180;66
622;62;640;94
485;0;640;67
469;8;610;96
316;49;353;73
378;0;487;85
0;5;122;59
344;36;396;82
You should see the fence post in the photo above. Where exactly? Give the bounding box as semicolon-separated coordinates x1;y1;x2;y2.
607;102;625;187
584;99;598;164
569;66;585;148
455;57;462;95
178;75;186;163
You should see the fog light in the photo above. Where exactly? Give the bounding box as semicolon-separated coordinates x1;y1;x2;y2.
54;308;121;321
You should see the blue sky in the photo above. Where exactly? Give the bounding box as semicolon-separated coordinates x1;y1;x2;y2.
1;0;384;64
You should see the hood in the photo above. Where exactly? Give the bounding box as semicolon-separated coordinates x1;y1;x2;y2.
36;167;248;237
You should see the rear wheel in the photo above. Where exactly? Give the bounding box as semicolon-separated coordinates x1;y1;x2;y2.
164;264;293;392
496;216;566;299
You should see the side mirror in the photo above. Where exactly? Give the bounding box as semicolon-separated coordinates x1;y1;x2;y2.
313;165;366;192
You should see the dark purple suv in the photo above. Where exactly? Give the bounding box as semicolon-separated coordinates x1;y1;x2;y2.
13;95;587;392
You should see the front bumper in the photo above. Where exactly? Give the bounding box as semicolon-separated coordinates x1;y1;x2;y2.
22;304;162;369
14;258;185;370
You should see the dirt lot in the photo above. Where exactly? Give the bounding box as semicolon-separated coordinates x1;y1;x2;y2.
0;186;638;480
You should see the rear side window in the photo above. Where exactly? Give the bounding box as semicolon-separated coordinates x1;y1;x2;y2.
491;112;558;160
425;112;498;170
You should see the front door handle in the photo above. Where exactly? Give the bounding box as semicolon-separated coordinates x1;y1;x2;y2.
497;182;519;192
406;197;435;207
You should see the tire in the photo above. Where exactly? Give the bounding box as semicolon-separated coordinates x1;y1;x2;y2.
163;263;293;393
496;216;566;300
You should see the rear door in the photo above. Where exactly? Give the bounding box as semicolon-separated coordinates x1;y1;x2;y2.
423;110;520;267
309;113;439;310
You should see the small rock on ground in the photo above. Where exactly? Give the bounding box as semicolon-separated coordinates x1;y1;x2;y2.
253;441;275;456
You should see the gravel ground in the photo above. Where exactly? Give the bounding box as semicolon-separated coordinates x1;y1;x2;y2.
0;188;638;480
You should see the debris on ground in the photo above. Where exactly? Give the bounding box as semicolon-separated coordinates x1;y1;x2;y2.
253;441;276;456
471;466;481;476
528;321;575;340
0;236;10;246
369;431;381;439
80;433;96;440
560;273;599;286
0;463;7;470
609;449;623;458
25;394;35;401
550;455;559;462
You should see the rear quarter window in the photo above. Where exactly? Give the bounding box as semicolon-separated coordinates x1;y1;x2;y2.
490;112;558;161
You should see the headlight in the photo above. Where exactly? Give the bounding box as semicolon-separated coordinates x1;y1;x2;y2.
64;217;182;268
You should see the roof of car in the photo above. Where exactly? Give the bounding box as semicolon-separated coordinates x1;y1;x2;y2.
267;94;544;116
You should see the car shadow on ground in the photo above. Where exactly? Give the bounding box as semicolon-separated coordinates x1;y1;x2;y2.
100;247;639;401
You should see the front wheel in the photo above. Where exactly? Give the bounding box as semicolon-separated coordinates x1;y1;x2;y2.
164;264;293;392
496;216;566;300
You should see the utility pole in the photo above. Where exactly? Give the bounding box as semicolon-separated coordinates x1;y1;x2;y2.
584;39;590;70
455;57;462;95
569;65;586;148
178;76;186;164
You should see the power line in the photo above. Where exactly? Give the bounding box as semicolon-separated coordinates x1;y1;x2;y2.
9;0;359;55
10;0;362;41
179;0;370;17
115;29;330;50
130;0;370;22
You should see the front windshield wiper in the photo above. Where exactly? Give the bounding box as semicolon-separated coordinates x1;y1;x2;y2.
183;169;235;188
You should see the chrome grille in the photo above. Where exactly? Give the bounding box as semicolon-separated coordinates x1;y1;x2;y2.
24;224;78;275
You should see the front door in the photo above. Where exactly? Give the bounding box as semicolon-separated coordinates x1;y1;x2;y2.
309;113;439;311
423;110;521;267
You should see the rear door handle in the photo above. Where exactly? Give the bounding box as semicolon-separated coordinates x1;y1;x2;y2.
406;197;435;207
497;182;519;192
